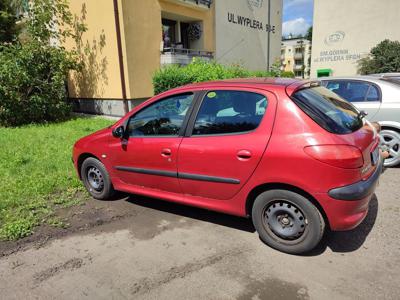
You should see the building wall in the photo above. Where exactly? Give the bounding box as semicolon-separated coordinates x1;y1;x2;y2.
311;0;400;77
122;0;215;100
281;38;311;78
66;0;123;99
215;0;282;71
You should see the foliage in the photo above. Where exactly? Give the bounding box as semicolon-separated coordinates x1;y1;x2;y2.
0;117;114;240
305;26;313;42
0;0;20;43
153;59;294;94
0;0;86;127
358;40;400;75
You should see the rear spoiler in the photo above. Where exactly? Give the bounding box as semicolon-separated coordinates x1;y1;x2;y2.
285;80;321;96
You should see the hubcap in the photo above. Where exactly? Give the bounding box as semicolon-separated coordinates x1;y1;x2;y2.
380;131;400;165
264;201;306;240
87;167;104;191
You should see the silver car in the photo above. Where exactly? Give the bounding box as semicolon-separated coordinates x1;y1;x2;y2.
320;75;400;167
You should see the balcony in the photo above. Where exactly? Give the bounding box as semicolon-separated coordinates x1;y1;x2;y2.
165;0;213;10
294;64;304;71
294;52;303;59
161;47;214;66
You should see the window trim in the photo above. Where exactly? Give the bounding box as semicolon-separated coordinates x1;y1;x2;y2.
184;89;268;137
125;92;199;138
321;79;382;103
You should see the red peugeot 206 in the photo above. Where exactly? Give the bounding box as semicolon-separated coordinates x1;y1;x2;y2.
73;79;383;254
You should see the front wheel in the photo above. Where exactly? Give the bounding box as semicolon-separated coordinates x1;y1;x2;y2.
252;189;325;254
81;157;115;200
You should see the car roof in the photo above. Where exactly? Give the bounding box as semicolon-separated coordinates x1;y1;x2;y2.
181;77;303;89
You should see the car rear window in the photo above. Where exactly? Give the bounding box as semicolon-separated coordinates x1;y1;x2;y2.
292;86;363;134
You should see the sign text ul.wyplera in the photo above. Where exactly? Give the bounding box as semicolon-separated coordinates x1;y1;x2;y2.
227;12;275;33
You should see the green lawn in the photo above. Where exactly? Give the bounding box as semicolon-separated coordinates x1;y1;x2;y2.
0;117;115;240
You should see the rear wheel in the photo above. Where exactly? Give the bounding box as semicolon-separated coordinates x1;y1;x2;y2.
81;157;115;200
380;129;400;167
252;189;325;254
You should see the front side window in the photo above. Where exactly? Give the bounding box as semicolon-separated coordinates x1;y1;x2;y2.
193;90;267;135
127;93;194;136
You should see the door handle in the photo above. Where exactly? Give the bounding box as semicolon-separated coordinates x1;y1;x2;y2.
161;148;172;157
237;150;252;160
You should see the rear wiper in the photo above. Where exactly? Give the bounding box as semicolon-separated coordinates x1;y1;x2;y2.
357;110;368;119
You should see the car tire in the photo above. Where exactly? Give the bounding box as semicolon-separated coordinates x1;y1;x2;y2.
81;157;115;200
252;189;325;254
380;129;400;167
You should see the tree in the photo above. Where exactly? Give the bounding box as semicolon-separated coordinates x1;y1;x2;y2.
0;0;86;126
305;26;312;42
358;39;400;75
0;0;20;43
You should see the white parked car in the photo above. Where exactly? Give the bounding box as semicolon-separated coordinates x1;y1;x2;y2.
320;75;400;167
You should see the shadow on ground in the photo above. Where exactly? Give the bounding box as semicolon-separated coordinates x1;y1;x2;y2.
121;193;378;256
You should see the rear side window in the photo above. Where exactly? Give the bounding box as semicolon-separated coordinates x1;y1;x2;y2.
193;90;267;135
292;86;363;134
324;80;380;102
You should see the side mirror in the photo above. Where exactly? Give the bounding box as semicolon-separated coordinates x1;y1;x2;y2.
112;126;125;138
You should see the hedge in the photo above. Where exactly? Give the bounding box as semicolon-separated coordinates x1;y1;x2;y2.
153;58;295;95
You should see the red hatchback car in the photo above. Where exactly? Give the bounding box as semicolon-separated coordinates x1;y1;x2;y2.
73;78;383;254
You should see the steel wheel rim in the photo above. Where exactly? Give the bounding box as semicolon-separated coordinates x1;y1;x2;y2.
380;131;400;164
87;166;104;192
264;200;307;241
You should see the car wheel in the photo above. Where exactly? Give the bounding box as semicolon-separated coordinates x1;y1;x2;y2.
380;129;400;167
81;157;115;200
252;189;325;254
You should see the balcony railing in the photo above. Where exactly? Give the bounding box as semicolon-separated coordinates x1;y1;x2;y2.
161;47;214;66
294;53;303;59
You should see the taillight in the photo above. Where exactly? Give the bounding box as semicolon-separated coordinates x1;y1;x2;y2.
304;145;364;169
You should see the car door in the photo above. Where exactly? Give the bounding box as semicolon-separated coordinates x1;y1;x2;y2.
177;89;276;200
323;80;381;120
108;92;195;194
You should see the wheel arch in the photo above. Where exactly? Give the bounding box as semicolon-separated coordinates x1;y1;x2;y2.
77;153;101;179
378;121;400;132
245;182;330;229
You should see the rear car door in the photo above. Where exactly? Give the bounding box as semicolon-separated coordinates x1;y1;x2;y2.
108;92;195;194
323;80;381;120
177;89;276;200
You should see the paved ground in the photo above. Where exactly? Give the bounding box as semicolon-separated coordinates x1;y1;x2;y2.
1;168;399;300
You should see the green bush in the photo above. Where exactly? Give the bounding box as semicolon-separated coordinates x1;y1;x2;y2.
153;59;293;95
0;0;85;127
280;71;295;78
0;43;77;126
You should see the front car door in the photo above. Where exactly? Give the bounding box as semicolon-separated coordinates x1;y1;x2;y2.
322;80;381;120
177;89;276;200
109;92;195;194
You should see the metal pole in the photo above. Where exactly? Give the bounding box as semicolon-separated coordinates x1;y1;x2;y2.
267;0;271;71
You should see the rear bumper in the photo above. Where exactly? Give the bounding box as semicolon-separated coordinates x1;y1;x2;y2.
328;157;383;201
314;158;383;231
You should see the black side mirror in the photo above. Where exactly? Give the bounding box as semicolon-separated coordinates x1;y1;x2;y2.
112;126;125;138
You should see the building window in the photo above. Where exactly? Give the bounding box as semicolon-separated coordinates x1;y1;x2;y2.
162;19;177;48
295;59;303;65
295;71;303;77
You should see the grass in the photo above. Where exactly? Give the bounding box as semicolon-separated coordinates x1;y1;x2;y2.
0;117;115;240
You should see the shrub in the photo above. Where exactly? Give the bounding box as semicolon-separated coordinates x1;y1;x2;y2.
153;59;292;94
0;0;85;127
0;43;78;126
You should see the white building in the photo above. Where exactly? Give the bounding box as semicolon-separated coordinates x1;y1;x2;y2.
281;37;311;78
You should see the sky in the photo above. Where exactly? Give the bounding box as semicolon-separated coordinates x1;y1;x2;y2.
282;0;314;37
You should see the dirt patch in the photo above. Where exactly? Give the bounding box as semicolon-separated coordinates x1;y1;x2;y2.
237;278;310;300
34;257;87;284
0;192;136;257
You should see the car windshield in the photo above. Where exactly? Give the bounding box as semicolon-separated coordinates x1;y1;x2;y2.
292;86;363;134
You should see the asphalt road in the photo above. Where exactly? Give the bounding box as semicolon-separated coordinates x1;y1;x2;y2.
1;168;399;299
